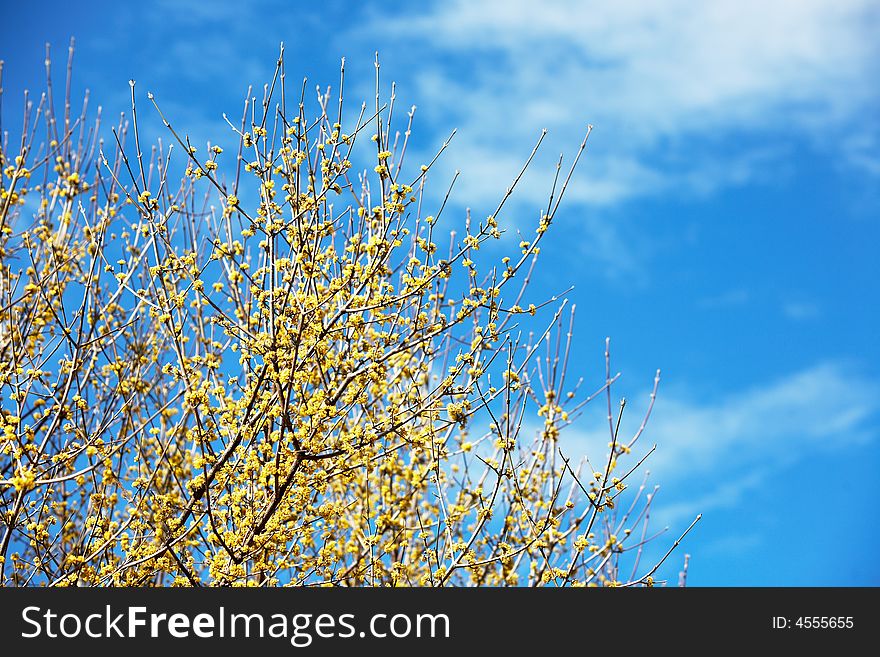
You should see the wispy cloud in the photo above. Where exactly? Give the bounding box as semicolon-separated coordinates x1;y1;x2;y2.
558;360;879;523
782;300;820;320
362;0;879;208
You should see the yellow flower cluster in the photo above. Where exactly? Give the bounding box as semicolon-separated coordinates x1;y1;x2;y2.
0;48;684;589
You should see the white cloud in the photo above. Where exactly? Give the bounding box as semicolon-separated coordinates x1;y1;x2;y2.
366;0;879;207
782;300;820;320
556;361;879;523
656;470;769;529
840;131;880;177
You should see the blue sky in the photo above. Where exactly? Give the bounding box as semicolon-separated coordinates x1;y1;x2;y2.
2;0;878;585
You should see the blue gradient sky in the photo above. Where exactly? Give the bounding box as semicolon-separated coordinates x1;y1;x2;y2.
2;0;878;585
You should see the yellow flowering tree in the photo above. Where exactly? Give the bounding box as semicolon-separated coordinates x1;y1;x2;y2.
0;45;697;586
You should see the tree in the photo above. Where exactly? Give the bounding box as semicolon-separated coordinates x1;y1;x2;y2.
0;43;697;586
